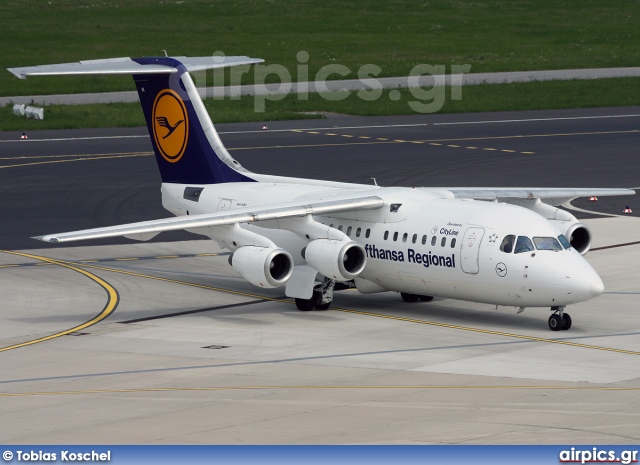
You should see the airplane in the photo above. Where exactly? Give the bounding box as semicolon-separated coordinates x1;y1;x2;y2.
8;55;635;331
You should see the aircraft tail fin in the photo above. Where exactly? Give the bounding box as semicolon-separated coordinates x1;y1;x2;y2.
8;56;263;185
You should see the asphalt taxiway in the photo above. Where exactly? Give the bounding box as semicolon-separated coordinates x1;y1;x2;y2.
0;107;639;444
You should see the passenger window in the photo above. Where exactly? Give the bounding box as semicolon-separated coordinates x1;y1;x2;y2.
431;236;437;246
533;237;562;251
347;226;352;236
393;232;398;241
402;233;408;243
500;235;515;253
384;231;389;240
338;225;343;231
422;235;427;245
365;229;371;238
412;234;417;244
441;237;446;247
451;238;456;248
514;236;535;254
558;234;571;249
356;227;361;237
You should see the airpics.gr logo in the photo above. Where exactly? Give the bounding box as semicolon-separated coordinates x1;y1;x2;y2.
152;89;189;163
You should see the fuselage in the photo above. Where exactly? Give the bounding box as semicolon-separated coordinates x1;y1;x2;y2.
161;179;604;309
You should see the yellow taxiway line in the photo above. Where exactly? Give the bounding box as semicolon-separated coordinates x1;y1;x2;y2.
335;308;640;356
3;252;639;357
0;152;151;170
19;256;640;357
0;251;119;352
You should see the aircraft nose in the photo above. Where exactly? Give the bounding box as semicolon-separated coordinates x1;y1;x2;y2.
590;276;605;297
567;255;605;302
572;267;604;302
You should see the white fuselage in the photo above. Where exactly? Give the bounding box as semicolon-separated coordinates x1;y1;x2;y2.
160;177;604;309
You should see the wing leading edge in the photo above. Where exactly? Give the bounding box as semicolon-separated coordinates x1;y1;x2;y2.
34;195;384;243
445;188;634;205
34;187;634;243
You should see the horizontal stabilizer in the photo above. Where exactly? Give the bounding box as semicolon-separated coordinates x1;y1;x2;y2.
8;56;263;79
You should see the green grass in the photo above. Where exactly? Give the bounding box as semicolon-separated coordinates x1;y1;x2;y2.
3;78;640;132
1;0;640;97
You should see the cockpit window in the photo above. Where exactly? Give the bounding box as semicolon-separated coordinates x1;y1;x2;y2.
514;236;535;254
500;235;515;253
558;234;571;250
533;236;563;251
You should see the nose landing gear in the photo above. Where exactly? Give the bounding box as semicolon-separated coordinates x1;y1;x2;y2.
549;306;572;331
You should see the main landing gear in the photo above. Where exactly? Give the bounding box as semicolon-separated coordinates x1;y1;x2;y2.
548;305;572;331
295;278;337;311
400;293;434;303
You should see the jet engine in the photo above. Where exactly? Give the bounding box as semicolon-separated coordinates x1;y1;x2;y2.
229;246;294;288
302;239;367;281
550;220;592;255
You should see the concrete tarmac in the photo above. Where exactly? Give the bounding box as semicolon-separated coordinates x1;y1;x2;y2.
0;108;639;444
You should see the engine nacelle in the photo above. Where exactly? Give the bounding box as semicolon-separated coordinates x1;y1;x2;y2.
303;239;366;281
564;222;592;255
549;220;592;255
229;246;294;288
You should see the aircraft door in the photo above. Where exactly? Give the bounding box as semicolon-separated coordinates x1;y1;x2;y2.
460;227;485;274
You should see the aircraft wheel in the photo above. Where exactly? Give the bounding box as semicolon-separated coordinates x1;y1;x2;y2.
295;298;315;311
548;314;563;331
419;295;434;302
401;293;420;303
315;302;331;310
561;313;572;330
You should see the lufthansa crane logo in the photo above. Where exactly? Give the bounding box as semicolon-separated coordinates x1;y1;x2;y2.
495;262;507;277
152;89;189;163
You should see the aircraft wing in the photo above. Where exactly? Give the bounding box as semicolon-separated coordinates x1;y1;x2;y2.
34;195;384;243
444;188;635;205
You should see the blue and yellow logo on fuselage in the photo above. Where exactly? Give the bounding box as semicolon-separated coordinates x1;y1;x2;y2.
152;89;189;163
